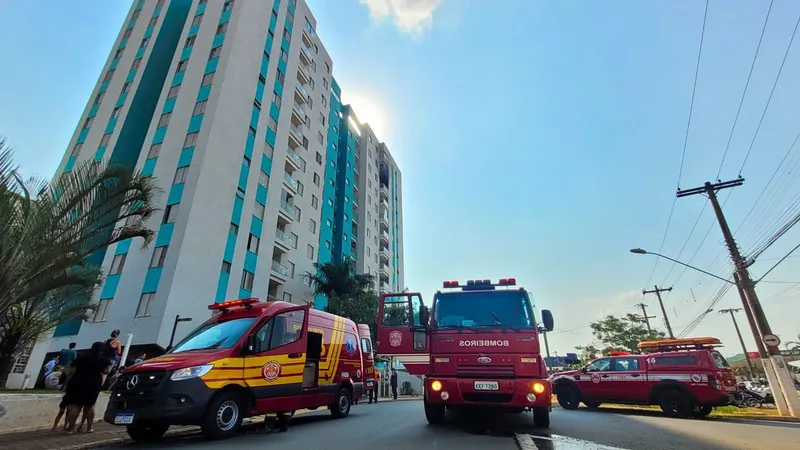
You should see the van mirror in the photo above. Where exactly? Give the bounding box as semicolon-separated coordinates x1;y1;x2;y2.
419;305;430;329
541;309;554;332
243;334;256;355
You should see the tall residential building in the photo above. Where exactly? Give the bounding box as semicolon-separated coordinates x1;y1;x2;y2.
9;0;403;388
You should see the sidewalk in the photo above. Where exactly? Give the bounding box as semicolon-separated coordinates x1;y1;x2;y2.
0;422;197;450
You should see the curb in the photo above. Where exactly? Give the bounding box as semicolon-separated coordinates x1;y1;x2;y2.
711;414;800;423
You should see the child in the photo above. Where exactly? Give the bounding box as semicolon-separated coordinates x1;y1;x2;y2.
51;397;68;432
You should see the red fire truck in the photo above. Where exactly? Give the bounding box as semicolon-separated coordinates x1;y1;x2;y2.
375;278;555;427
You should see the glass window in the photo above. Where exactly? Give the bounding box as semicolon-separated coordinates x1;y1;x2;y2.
433;290;534;329
613;357;639;371
382;295;410;327
711;351;731;369
585;358;612;373
251;309;306;353
170;317;257;353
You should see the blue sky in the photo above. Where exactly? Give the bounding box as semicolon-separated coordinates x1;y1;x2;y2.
2;0;800;356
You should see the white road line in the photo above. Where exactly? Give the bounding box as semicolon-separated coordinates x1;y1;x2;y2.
515;433;629;449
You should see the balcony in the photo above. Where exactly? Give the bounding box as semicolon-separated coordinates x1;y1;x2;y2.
291;102;308;126
379;213;389;230
379;283;390;294
379;247;389;263
295;83;309;105
302;26;315;48
283;172;299;194
380;231;389;245
279;200;300;221
271;260;290;280
286;148;306;172
299;46;313;66
297;64;310;85
289;124;305;148
379;265;390;280
379;185;389;202
275;229;297;251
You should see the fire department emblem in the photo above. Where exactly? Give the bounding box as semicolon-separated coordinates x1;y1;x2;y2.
389;330;403;347
590;374;601;384
262;361;281;381
356;369;362;379
345;336;357;356
690;374;702;383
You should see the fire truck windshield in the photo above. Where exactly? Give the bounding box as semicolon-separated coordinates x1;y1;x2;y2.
434;290;534;330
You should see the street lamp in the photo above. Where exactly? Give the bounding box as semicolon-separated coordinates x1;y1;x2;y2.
629;248;734;285
167;315;193;351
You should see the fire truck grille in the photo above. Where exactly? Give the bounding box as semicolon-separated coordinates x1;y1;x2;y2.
457;365;515;379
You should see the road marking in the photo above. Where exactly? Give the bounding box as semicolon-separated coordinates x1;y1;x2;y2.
515;433;629;449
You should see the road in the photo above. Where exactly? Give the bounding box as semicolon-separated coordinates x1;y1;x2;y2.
111;401;800;449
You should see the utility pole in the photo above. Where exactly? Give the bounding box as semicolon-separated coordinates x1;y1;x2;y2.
642;286;674;338
635;302;657;333
719;308;755;380
677;178;800;417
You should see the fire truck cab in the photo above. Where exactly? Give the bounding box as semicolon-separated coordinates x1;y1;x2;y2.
375;278;555;427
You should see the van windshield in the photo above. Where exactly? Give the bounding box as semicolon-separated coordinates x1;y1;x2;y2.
434;290;534;329
170;317;257;353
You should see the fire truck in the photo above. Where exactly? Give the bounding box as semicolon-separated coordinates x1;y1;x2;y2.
375;278;555;427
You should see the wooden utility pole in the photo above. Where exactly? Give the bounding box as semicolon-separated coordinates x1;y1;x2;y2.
719;308;755;380
635;302;657;333
642;286;674;338
677;178;800;416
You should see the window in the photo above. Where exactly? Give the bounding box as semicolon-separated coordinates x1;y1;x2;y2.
272;91;282;108
243;155;251;167
193;100;207;116
163;204;179;224
265;141;275;158
131;10;140;20
104;70;115;82
651;356;698;366
82;116;94;130
311;195;318;209
201;72;215;86
317;131;324;145
149;246;168;268
309;78;315;89
123;29;133;40
309;218;317;233
184;132;198;148
248;126;256;139
259;170;270;186
147;143;161;159
251;308;306;351
111;106;122;119
110;254;126;275
173;166;188;184
328;178;334;187
148;16;158;27
122;81;132;94
320;112;325;125
303;275;312;287
367;247;371;257
223;0;234;12
613;358;640;372
287;261;295;277
311;60;317;72
216;22;227;35
185;36;195;48
368;196;372;205
136;293;155;317
276;68;285;84
221;261;231;273
167;85;180;99
327;199;333;206
209;46;222;60
71;143;83;157
240;270;254;291
325;62;330;73
315;152;322;164
280;49;288;63
326;219;332;228
313;173;320;186
158;112;171;127
254;201;265;219
382;295;410;326
94;92;104;105
100;133;112;146
131;58;142;70
192;13;203;27
93;299;111;322
268;117;278;132
585;359;612;373
247;234;260;253
140;37;150;48
321;95;326;107
114;48;124;60
230;223;239;235
283;29;291;42
323;78;328;89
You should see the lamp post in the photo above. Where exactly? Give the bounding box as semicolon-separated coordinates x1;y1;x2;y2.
629;249;734;285
167;315;193;351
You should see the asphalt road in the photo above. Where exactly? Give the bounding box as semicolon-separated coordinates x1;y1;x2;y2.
113;401;800;449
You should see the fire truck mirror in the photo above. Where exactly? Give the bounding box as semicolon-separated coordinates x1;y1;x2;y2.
541;309;554;332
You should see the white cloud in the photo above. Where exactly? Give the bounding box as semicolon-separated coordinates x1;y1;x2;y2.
359;0;445;38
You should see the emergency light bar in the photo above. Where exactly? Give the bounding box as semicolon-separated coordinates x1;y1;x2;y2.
608;351;631;356
638;337;722;353
208;297;260;311
441;278;517;289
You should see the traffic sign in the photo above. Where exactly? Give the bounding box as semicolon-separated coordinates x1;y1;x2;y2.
763;334;781;347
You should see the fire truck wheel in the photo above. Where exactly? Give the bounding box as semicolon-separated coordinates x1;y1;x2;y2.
424;399;445;425
693;405;713;418
533;407;550;428
658;390;693;419
201;391;244;440
331;388;352;419
126;423;169;442
555;386;580;410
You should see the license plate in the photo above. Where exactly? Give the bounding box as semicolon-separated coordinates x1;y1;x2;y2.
474;381;499;391
114;413;134;425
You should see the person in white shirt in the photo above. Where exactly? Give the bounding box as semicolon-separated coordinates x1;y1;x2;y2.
45;365;63;390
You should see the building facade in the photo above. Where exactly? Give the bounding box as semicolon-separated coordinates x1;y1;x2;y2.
10;0;404;388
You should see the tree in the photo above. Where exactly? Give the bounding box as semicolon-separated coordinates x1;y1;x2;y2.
0;142;159;385
575;314;666;360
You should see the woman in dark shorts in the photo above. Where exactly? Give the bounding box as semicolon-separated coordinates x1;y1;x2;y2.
62;342;113;433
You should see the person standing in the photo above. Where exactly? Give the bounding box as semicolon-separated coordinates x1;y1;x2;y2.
369;369;380;403
58;343;77;376
62;341;113;434
102;330;122;385
390;369;398;400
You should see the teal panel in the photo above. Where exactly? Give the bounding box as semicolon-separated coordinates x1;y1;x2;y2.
142;267;163;293
116;92;128;107
250;217;263;237
135;0;143;10
287;1;296;14
126;70;137;82
188;114;203;132
153;6;162;16
266;128;276;147
163;97;176;113
178;147;194;167
212;33;225;48
269;103;280;121
256;81;265;100
244;251;258;272
99;80;110;93
260;57;269;78
142;157;158;176
94;146;107;162
285;19;293;33
245;132;255;159
231;195;244;224
115;239;132;255
167;183;184;205
205;58;218;74
105;118;117;133
64;156;77;173
250;107;260;130
281;38;289;53
180;46;192;61
88;103;99;117
172;71;185;85
155;223;175;247
238;163;249;191
100;275;121;299
197;85;211;101
278;59;287;74
77;128;89;143
215;272;229;303
266;35;274;53
256;184;268;204
53;319;81;337
188;24;200;37
238;288;251;299
224;233;236;261
110;58;119;71
153;126;167;144
273;79;283;97
196;2;206;14
221;9;231;23
136;47;146;59
260;153;272;174
144;27;154;39
128;20;136;30
269;14;277;29
119;38;128;49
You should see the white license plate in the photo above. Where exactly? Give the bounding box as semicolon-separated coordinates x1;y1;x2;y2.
474;381;499;391
114;413;134;425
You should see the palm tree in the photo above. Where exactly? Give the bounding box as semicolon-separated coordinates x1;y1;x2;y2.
306;257;375;299
0;142;160;385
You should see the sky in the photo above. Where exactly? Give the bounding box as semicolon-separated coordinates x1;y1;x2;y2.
2;0;800;357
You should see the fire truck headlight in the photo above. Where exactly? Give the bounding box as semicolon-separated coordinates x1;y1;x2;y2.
441;391;450;400
430;380;443;392
531;382;545;394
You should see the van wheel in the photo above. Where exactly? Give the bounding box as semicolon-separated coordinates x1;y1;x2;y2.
533;407;550;428
330;388;352;418
424;398;446;425
556;386;580;410
126;423;169;442
693;405;713;418
201;391;244;439
658;390;693;419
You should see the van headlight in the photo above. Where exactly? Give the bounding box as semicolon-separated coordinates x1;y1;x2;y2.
171;365;214;381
